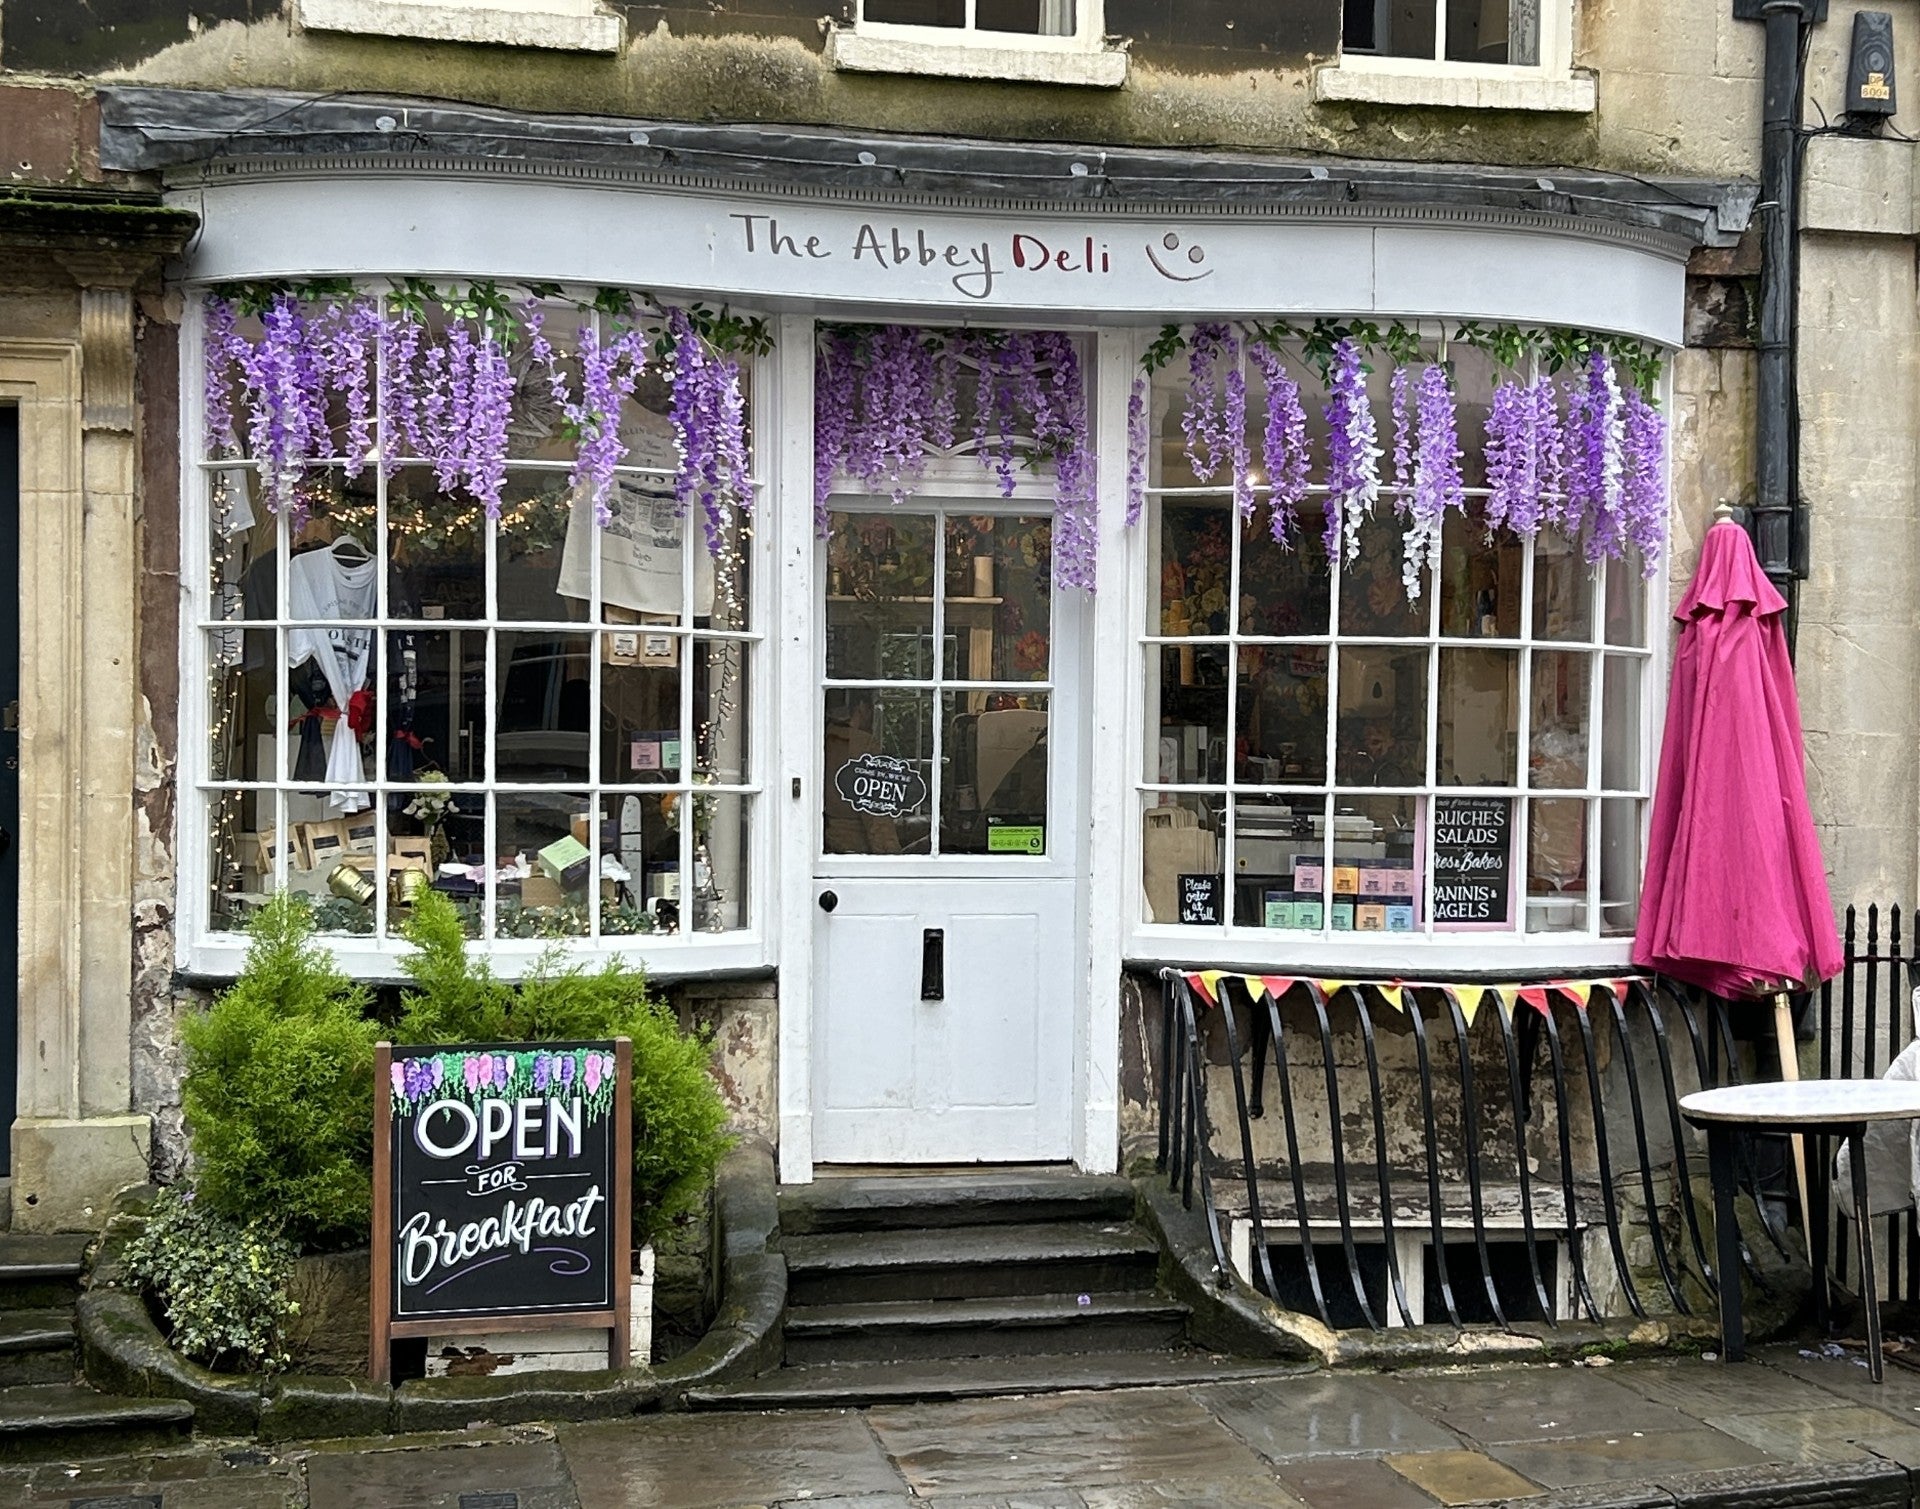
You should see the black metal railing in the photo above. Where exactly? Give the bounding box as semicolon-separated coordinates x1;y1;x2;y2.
1818;904;1920;1305
1154;969;1788;1331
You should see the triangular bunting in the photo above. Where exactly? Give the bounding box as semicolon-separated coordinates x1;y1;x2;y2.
1187;970;1223;1007
1494;985;1527;1019
1453;984;1493;1025
1516;985;1551;1017
1260;975;1297;1004
1316;979;1351;1001
1373;983;1406;1014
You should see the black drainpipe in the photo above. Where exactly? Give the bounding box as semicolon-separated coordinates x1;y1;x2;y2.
1745;0;1821;648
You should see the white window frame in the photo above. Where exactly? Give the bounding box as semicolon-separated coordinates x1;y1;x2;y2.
1118;331;1671;975
176;289;775;981
297;0;622;54
827;0;1128;88
1315;0;1593;113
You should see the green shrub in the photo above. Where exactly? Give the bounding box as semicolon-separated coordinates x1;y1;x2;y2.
181;892;380;1250
396;890;732;1243
120;1185;299;1373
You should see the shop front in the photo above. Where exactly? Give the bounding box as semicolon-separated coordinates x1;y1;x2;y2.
147;104;1734;1193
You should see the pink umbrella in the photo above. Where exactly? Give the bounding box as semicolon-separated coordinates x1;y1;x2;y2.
1634;517;1842;994
1635;515;1842;1238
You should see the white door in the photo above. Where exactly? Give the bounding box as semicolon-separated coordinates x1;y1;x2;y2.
812;502;1081;1164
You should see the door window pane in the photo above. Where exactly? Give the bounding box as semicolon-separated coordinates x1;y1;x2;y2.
822;687;934;856
826;512;939;680
942;692;1049;855
1152;644;1229;785
945;514;1051;681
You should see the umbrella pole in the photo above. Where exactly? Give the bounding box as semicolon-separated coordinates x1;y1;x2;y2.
1773;990;1814;1245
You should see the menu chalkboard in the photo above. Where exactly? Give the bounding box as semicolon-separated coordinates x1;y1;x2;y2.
1431;797;1513;924
1178;872;1224;925
371;1040;631;1380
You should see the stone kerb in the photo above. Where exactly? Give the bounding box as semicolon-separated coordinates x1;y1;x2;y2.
75;1137;784;1440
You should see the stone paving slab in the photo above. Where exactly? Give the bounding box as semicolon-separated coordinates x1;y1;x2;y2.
1379;1368;1702;1446
306;1439;581;1508
1485;1425;1772;1491
1270;1454;1444;1507
1385;1446;1543;1504
1195;1375;1463;1461
866;1387;1274;1496
560;1409;906;1509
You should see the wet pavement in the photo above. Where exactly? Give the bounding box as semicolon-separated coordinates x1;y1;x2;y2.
16;1344;1920;1507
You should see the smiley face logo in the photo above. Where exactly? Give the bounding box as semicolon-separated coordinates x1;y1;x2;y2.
1146;231;1213;282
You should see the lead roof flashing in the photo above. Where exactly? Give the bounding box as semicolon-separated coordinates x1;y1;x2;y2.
99;85;1757;251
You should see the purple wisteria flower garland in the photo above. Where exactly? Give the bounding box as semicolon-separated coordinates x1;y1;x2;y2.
1245;340;1311;548
1401;362;1465;600
1322;337;1383;566
204;286;756;551
811;325;1098;591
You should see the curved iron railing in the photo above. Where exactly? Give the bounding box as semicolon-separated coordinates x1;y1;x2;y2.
1155;969;1776;1330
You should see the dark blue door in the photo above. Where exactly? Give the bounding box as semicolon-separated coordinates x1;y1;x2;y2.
0;408;18;1176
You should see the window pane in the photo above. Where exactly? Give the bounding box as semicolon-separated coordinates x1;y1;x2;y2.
1152;644;1229;785
866;0;966;24
823;687;934;856
690;791;752;934
1438;505;1521;639
209;788;268;933
945;514;1052;682
1349;0;1437;58
1240;507;1332;637
587;478;703;630
1156;499;1233;637
1529;650;1591;790
942;691;1049;855
1336;646;1427;786
1604;558;1649;648
1438;647;1518;786
206;467;272;615
1234;793;1329;930
206;629;277;783
1236;644;1329;785
507;303;585;465
598;791;680;932
1340;515;1427;635
1526;796;1589;933
1531;530;1593;642
1600;798;1643;939
496;631;592;784
1143;793;1222;925
387;470;486;621
1601;654;1642;791
600;640;681;786
1432;794;1514;929
497;473;581;623
1331;795;1421;933
1447;0;1538;63
497;790;591;939
826;512;938;680
693;637;750;783
403;630;488;784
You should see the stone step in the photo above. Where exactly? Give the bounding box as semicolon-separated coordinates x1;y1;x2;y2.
0;1383;193;1463
780;1172;1137;1236
686;1350;1309;1410
783;1291;1190;1365
0;1235;90;1311
785;1221;1161;1307
0;1310;76;1387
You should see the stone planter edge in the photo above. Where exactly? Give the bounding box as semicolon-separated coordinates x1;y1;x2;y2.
76;1135;784;1440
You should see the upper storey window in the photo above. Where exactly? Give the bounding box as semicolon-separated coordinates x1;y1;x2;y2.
828;0;1127;87
1320;0;1592;112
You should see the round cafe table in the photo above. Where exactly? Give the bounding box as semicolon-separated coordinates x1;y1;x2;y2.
1681;1079;1920;1383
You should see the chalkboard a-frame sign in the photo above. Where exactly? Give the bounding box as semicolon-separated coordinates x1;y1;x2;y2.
371;1039;632;1382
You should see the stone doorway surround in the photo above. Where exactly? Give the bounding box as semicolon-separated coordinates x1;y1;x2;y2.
0;196;194;1230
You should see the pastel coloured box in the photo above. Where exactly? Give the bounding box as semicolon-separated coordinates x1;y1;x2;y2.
1293;859;1325;893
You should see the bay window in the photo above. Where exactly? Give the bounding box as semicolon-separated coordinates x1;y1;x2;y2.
1137;336;1657;949
191;294;763;963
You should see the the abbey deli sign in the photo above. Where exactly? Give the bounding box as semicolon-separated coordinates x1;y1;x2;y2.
370;1040;632;1381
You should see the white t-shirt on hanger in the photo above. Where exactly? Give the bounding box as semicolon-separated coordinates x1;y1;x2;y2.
287;546;378;814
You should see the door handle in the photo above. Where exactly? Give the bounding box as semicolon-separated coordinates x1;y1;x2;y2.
921;928;944;1002
818;890;838;913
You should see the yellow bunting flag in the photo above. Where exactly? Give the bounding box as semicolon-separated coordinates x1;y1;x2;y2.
1316;979;1352;1001
1452;984;1494;1026
1186;971;1223;1007
1373;983;1407;1014
1493;985;1527;1019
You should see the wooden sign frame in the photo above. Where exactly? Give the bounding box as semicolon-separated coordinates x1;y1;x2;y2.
371;1038;632;1383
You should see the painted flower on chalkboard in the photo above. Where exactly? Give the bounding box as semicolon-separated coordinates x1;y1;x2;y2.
387;1048;618;1120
